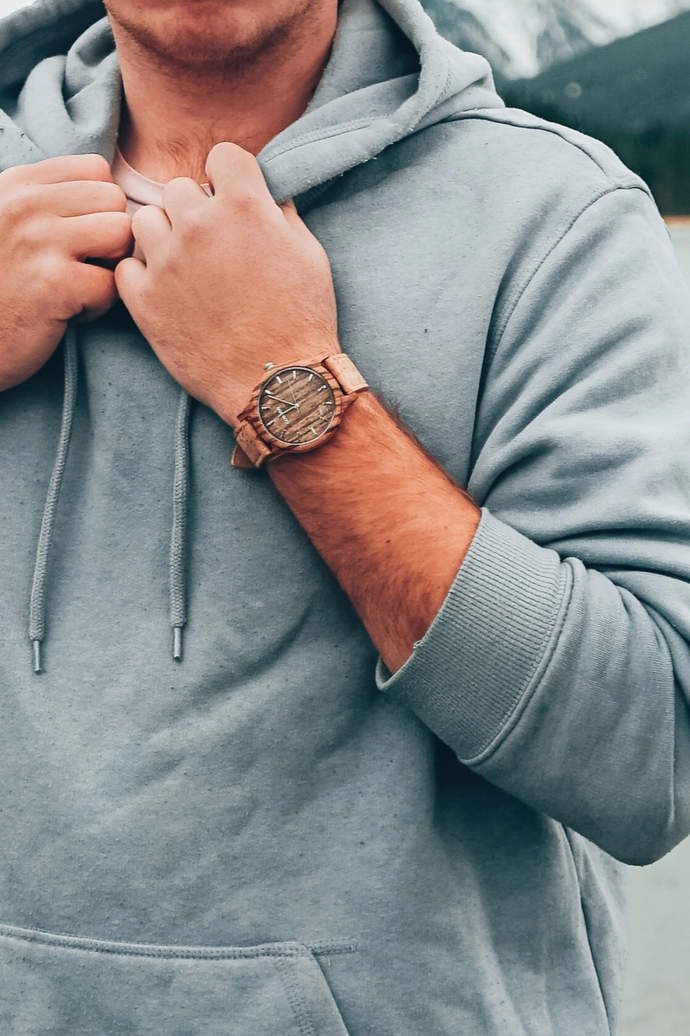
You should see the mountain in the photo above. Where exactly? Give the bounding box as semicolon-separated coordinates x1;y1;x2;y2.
502;11;690;214
504;10;690;135
421;0;690;80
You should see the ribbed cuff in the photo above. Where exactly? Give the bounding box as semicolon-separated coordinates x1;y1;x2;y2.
376;509;569;762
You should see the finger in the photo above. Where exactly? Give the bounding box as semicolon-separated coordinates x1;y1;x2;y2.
162;176;208;225
63;211;133;261
45;179;128;217
1;153;114;187
131;204;172;262
70;262;119;322
114;255;148;313
205;141;267;200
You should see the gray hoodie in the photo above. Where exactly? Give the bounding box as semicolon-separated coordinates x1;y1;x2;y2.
2;0;690;1033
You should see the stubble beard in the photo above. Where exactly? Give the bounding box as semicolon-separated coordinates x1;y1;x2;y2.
105;0;322;80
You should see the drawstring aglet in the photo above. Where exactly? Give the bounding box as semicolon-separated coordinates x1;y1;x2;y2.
32;640;43;674
173;626;183;662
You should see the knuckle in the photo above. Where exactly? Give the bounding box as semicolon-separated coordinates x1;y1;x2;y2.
99;181;128;211
98;209;132;238
0;165;18;188
41;255;70;293
110;210;133;235
0;161;37;187
0;185;35;224
79;153;112;180
130;206;153;234
232;189;263;214
162;178;203;214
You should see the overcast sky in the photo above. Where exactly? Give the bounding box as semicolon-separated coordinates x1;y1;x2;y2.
0;0;32;16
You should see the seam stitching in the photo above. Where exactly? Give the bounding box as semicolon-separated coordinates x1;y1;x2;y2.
439;108;649;190
275;956;316;1036
0;924;357;960
262;116;375;164
488;184;652;361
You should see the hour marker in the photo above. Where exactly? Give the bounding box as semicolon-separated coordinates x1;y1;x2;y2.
261;405;270;411
308;373;314;382
318;385;327;392
267;420;275;427
311;427;318;436
293;371;297;379
276;375;283;384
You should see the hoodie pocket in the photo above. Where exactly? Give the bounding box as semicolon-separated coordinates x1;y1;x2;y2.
0;923;354;1035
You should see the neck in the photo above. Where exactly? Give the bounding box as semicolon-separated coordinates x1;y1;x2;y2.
111;3;337;183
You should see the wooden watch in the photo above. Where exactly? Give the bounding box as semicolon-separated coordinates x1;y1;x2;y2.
231;352;369;469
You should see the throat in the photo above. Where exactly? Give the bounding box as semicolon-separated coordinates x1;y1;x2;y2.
117;114;239;184
108;0;338;182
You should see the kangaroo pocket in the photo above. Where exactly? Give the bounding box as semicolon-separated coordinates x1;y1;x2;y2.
0;923;354;1035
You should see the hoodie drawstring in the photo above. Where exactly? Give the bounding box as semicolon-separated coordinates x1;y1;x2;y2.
29;324;79;674
29;329;193;673
170;389;191;661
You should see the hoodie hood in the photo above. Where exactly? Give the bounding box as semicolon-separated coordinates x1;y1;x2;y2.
0;0;503;200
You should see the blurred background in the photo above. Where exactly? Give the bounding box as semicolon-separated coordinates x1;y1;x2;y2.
1;0;689;1033
422;0;690;216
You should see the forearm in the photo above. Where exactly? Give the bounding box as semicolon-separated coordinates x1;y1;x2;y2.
269;390;481;673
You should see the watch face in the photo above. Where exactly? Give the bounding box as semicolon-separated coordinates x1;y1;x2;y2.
258;367;336;445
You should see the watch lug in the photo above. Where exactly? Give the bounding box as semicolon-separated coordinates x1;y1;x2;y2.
231;443;256;470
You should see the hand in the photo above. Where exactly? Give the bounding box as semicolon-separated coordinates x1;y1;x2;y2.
0;155;133;391
115;142;340;427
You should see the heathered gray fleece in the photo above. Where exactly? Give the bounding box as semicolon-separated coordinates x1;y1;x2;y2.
2;0;690;1032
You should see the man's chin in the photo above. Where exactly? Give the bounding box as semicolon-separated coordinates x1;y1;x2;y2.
105;0;307;77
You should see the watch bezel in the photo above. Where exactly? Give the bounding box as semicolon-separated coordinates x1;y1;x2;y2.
252;363;346;454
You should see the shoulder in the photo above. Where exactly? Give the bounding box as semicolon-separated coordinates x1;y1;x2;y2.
372;103;663;272
406;104;665;280
377;104;658;244
407;107;653;221
440;107;644;190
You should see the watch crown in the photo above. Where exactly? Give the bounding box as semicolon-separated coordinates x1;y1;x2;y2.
264;362;275;371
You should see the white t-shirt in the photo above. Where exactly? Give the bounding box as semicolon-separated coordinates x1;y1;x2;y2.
111;148;165;260
111;146;165;214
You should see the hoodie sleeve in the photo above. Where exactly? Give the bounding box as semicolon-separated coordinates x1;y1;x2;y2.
378;181;690;866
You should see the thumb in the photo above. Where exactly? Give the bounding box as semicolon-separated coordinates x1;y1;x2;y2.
114;256;147;313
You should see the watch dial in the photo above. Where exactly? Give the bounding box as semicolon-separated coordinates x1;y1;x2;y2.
258;367;336;445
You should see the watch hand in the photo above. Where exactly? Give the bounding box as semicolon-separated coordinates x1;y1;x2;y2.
275;405;297;422
265;391;296;408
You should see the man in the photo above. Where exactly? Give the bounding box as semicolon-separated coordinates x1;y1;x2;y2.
1;0;690;1031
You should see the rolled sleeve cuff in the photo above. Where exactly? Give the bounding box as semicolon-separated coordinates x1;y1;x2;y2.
376;509;570;762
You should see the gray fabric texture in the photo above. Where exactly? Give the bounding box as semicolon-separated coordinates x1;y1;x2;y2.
2;0;690;1032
